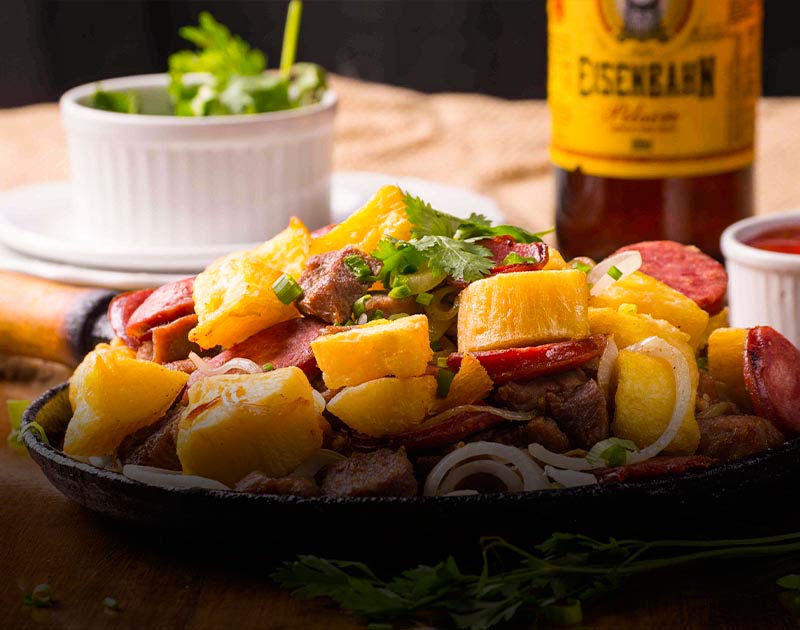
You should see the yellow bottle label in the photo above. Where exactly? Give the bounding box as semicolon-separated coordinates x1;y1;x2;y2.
548;0;762;178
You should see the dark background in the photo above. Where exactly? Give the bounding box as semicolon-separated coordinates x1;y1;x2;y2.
1;0;796;108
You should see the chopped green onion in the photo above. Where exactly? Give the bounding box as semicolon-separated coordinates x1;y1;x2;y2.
24;584;53;608
262;363;275;372
502;252;536;266
344;255;376;283
436;368;456;397
352;294;371;319
388;285;412;299
541;599;583;625
272;274;304;304
280;0;303;78
571;261;592;274
436;357;449;368
430;340;443;352
696;356;709;371
19;421;48;446
369;310;384;322
103;596;121;611
586;437;637;467
343;319;354;326
415;292;434;306
607;265;623;281
388;313;409;321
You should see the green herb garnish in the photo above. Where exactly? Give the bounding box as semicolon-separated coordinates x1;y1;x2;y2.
571;260;592;274
91;88;139;114
262;363;275;372
586;437;637;467
415;291;434;306
344;255;377;283
607;265;623;281
274;531;800;629
24;584;53;609
501;252;537;266
352;295;371;319
436;368;456;397
388;285;412;300
19;421;49;446
6;399;30;451
272;273;304;304
103;596;122;611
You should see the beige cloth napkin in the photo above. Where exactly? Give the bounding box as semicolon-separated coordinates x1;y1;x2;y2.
3;75;798;233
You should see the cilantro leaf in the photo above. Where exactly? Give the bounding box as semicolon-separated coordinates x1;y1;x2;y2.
415;235;494;282
404;192;463;238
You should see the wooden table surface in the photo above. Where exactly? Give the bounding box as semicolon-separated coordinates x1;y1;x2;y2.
1;364;798;630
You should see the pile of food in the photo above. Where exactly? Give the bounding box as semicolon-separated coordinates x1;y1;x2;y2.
60;185;800;497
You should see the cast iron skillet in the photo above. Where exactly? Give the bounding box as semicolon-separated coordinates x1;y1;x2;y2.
22;382;800;562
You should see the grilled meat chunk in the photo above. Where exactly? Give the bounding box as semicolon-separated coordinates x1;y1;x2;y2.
234;472;320;496
321;447;418;497
697;415;785;462
118;406;182;470
297;247;381;324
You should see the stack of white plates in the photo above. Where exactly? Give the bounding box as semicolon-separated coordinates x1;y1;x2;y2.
0;172;504;289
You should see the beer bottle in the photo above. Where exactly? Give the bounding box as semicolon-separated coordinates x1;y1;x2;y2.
547;0;762;261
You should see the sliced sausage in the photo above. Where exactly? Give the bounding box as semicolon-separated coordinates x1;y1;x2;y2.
596;455;717;484
478;236;550;274
447;335;606;384
150;314;200;364
614;240;727;314
125;277;195;339
697;414;785;462
108;288;154;347
188;317;327;386
743;326;800;436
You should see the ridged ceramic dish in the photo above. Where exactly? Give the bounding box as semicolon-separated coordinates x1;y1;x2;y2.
721;210;800;348
60;74;337;249
21;383;800;560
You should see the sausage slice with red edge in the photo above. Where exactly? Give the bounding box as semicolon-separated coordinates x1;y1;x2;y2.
744;326;800;437
613;240;728;314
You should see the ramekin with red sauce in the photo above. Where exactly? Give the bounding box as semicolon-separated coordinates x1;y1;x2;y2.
721;210;800;348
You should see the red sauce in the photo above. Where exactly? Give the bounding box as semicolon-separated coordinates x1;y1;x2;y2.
745;225;800;254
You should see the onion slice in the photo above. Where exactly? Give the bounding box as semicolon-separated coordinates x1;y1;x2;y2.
596;336;619;401
312;390;327;415
544;465;598;488
438;460;524;494
622;336;692;463
189;351;263;377
424;441;548;496
289;449;346;478
122;464;230;490
528;443;599;471
420;404;535;430
587;250;642;297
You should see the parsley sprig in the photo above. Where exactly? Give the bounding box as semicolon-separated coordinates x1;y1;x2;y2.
273;531;800;629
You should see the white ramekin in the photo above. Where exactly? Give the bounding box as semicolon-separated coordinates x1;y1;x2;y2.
60;74;337;249
721;210;800;347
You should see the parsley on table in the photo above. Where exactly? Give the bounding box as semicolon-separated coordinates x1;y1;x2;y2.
273;531;800;629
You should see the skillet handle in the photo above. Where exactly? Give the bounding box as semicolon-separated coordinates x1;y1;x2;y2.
0;271;117;366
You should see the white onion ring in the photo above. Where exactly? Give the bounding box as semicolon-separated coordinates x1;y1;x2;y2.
289;449;345;478
122;464;230;490
597;336;619;401
88;455;114;469
544;465;598;488
528;443;599;471
587;250;642;297
442;489;479;497
623;336;692;463
420;404;535;430
424;441;548;496
189;352;263;376
438;460;524;494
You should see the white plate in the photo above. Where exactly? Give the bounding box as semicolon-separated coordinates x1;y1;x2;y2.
0;172;503;288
